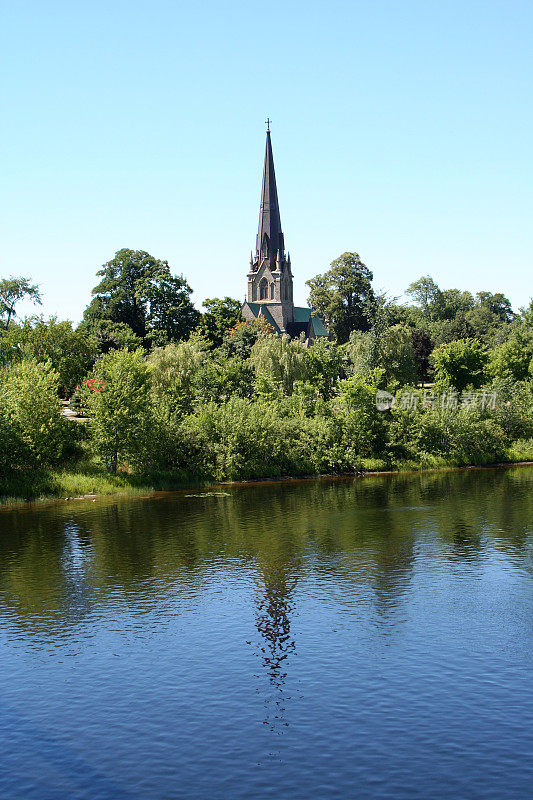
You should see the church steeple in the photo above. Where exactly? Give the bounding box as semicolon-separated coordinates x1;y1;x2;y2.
256;130;285;269
242;124;329;340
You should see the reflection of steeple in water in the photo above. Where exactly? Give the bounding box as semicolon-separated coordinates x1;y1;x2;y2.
253;564;298;732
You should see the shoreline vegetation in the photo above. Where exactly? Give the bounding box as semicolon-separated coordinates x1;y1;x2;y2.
2;453;533;509
2;252;533;510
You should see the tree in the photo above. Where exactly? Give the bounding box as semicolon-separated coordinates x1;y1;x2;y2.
475;292;514;323
305;338;343;400
411;329;433;384
488;328;533;382
0;316;98;395
78;319;143;355
0;359;66;469
83;249;200;345
87;348;151;472
148;336;209;414
201;297;243;347
306;252;374;343
346;324;416;387
0;277;41;329
221;317;275;359
251;333;308;397
435;289;474;321
406;276;441;316
432;339;488;392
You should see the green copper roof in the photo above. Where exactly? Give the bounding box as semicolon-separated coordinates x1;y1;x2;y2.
293;306;312;323
243;302;327;337
311;315;329;337
243;302;281;333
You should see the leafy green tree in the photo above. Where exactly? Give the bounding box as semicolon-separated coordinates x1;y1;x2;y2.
475;292;514;323
148;336;209;414
0;317;98;395
466;304;504;344
0;359;66;469
84;249;200;345
411;329;433;384
79;319;143;355
379;324;417;386
87;348;151;472
201;297;243;347
336;376;387;459
0;277;42;329
435;289;474;320
432;339;488;391
222;317;275;359
406;276;441;316
305;338;343;400
346;324;416;387
306;252;374;343
192;355;255;404
251;333;308;397
488;328;533;382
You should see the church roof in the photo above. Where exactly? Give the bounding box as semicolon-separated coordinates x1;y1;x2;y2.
256;131;284;269
244;302;329;338
244;302;280;332
310;315;329;337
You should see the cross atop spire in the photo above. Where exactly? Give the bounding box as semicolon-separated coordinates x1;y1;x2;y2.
265;117;271;131
256;128;284;269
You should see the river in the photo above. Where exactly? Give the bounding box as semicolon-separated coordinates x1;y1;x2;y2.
1;467;532;799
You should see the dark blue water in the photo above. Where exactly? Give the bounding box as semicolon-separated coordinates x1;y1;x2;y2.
1;467;532;799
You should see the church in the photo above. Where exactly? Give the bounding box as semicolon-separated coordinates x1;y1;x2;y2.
242;127;328;340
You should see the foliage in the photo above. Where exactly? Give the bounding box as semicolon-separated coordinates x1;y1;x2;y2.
0;359;67;470
488;328;533;382
222;317;275;359
148;336;209;414
192;355;255;404
411;329;433;383
406;275;442;316
432;339;488;392
0;277;41;329
336;376;387;459
79;319;143;355
201;297;243;347
2;248;533;499
251;333;308;397
84;249;200;345
306;252;374;343
87;348;152;472
305;338;343;400
0;316;98;395
345;324;416;387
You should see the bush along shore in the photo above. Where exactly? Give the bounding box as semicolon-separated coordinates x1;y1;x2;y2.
2;251;533;504
1;337;533;504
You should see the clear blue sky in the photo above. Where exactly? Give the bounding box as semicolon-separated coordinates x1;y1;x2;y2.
2;0;532;322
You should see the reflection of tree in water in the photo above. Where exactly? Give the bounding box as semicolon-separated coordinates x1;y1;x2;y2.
253;563;298;732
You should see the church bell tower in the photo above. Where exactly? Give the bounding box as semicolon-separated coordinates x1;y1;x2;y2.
246;125;295;333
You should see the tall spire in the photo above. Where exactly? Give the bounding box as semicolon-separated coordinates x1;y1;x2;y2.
256;129;284;269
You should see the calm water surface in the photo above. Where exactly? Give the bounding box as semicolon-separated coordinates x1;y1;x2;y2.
1;467;532;799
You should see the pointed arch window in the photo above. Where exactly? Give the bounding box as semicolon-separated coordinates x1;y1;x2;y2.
259;278;268;300
270;283;275;299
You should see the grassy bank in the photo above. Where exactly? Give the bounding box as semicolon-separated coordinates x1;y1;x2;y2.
0;457;199;506
3;444;533;507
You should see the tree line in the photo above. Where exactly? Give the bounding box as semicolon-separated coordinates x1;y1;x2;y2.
1;248;532;493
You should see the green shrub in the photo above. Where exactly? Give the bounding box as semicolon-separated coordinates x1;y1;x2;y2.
87;348;151;472
432;339;488;391
0;358;67;469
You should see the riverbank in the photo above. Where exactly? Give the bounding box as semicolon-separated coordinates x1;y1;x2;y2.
2;442;533;507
